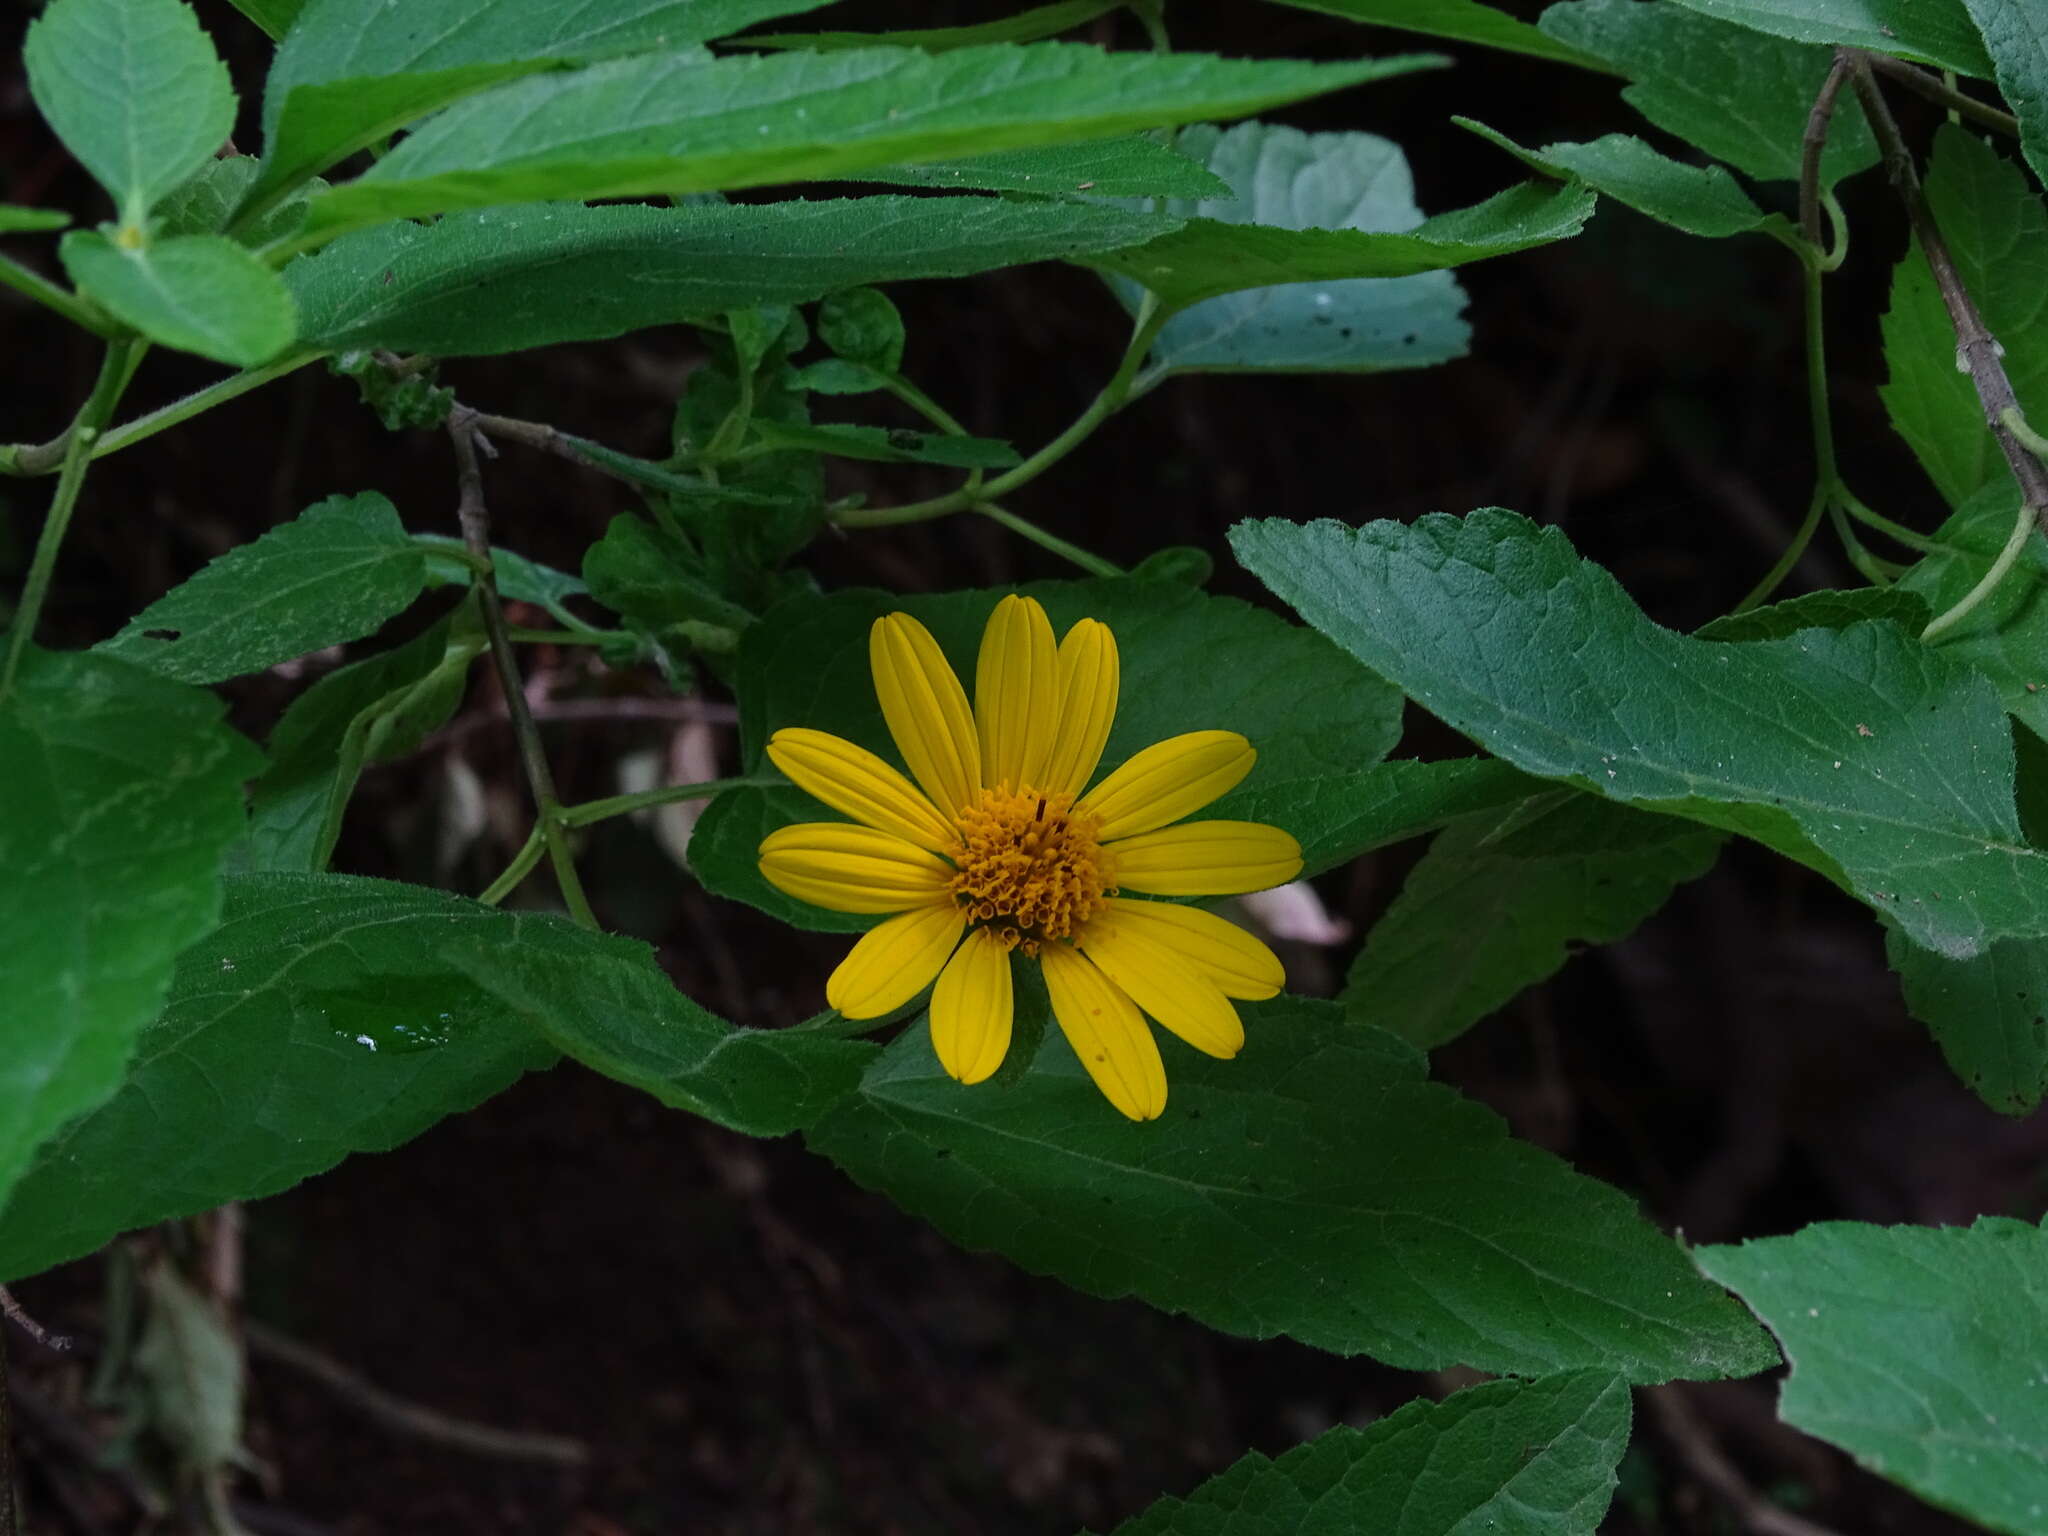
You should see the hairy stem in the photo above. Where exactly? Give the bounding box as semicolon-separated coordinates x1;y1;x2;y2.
0;249;117;339
974;502;1122;576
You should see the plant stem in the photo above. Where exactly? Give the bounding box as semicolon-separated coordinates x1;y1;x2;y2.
1;340;140;697
561;775;770;829
0;249;117;338
1799;53;1853;251
833;293;1170;530
1737;259;1837;611
1837;487;1947;555
447;410;598;929
1922;478;2035;640
1863;51;2021;138
882;373;972;437
477;826;547;906
974;502;1123;576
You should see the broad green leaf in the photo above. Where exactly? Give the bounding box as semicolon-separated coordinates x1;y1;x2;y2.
1108;122;1471;387
1097;1371;1631;1536
743;0;1120;51
0;650;259;1212
0;207;69;233
690;579;1406;931
582;511;757;642
856;137;1231;199
1538;0;1878;185
1085;178;1595;311
1348;792;1723;1049
1459;119;1793;241
305;47;1446;239
748;420;1022;469
0;873;555;1284
1880;126;2048;510
1230;510;2048;959
100;493;425;684
1261;0;1614;70
1897;483;2048;739
1961;0;2048;187
813;997;1776;1379
442;915;875;1136
23;0;235;226
252;0;832;209
157;157;318;243
815;286;904;370
220;0;305;40
287;198;1182;356
1887;927;2048;1114
1696;1217;2048;1535
60;232;297;367
1695;585;1932;641
417;536;590;629
1665;0;1993;74
241;606;485;872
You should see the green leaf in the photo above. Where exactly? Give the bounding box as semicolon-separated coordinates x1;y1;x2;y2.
157;156;318;243
856;136;1232;199
1459;119;1793;241
748;420;1022;469
816;286;905;371
1664;0;1993;74
1538;0;1879;185
442;915;875;1136
252;0;832;209
99;493;425;684
1097;1371;1631;1536
1963;0;2048;188
1880;126;2048;510
813;996;1776;1379
1696;1217;2048;1535
1230;510;2048;959
60;231;298;367
305;47;1447;238
417;535;589;628
0;872;554;1284
23;0;235;226
793;358;887;395
0;207;70;233
241;606;485;872
582;511;757;641
1086;177;1595;311
1348;792;1723;1050
1694;585;1932;641
287;198;1183;356
1887;927;2048;1114
1260;0;1615;70
690;578;1406;931
743;0;1121;51
1896;483;2048;739
0;649;259;1213
1108;122;1472;386
220;0;305;41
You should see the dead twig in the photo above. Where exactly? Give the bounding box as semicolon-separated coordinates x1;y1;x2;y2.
0;1289;72;1354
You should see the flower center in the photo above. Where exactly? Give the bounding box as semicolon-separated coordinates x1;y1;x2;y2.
949;785;1111;954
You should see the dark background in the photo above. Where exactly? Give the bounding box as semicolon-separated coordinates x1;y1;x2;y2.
3;1;2041;1531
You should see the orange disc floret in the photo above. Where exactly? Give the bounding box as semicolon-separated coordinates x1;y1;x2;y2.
948;785;1112;953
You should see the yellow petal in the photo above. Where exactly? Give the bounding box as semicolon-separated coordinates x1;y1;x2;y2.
1101;897;1285;1000
1080;730;1255;841
974;594;1059;792
1040;618;1119;798
826;904;966;1018
929;927;1014;1084
1080;913;1244;1059
766;727;957;852
870;612;981;817
1106;821;1304;897
758;823;955;914
1039;943;1166;1121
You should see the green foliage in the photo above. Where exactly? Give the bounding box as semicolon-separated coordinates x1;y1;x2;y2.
743;0;1121;51
1961;0;2048;188
1098;1371;1632;1535
812;996;1775;1379
859;137;1233;199
0;207;71;233
1693;586;1933;641
1662;0;1994;75
1538;0;1878;184
1232;511;2048;959
0;650;259;1212
22;0;235;228
1697;1218;2048;1534
1887;926;2048;1114
100;493;425;684
1347;792;1723;1049
1897;484;2048;738
59;232;298;367
1262;0;1614;70
816;287;906;372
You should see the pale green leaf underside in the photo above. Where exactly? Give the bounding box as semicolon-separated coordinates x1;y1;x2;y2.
304;46;1444;237
1230;510;2048;960
1099;1371;1631;1536
100;493;425;684
60;231;298;367
812;997;1776;1379
1664;0;1993;75
1697;1217;2048;1536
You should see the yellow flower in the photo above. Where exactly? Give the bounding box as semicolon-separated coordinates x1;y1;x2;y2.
756;595;1303;1120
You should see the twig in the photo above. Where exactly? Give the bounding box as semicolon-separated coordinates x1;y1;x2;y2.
1645;1386;1846;1536
1849;52;2048;538
0;1289;72;1354
1862;51;2021;138
446;408;599;929
1799;54;1853;251
6;1374;169;1519
242;1321;588;1468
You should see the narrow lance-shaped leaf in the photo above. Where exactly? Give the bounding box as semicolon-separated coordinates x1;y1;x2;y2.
1697;1217;2048;1536
852;136;1231;199
60;232;298;368
1230;510;2048;959
303;46;1446;239
1663;0;1993;76
812;997;1776;1380
742;0;1121;51
1260;0;1615;71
